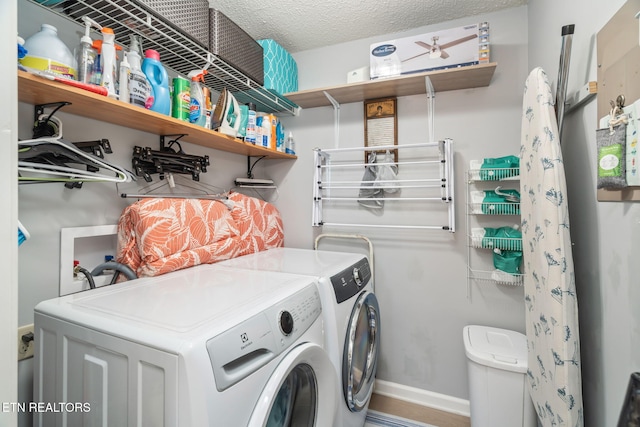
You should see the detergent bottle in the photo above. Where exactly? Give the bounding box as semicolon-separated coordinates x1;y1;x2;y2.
141;49;171;115
99;27;117;98
187;69;208;127
21;24;77;79
75;17;101;84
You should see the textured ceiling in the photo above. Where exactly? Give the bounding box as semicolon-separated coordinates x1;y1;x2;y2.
209;0;528;53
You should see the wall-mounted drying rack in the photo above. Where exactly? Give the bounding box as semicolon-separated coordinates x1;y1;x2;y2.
312;139;455;231
27;0;298;115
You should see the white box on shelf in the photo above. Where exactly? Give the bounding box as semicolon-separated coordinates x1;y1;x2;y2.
347;66;370;83
370;22;489;79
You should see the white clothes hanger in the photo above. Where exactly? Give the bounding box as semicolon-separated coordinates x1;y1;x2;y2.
119;173;228;201
18;135;134;184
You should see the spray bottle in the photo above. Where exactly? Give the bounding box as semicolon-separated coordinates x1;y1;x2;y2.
187;69;208;127
118;53;130;104
99;27;117;98
75;17;101;84
126;35;150;108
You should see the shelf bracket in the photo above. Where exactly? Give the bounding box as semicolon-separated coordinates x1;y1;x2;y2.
323;91;341;149
33;101;71;138
425;76;435;143
160;134;188;153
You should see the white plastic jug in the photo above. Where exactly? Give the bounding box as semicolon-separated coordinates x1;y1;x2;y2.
21;24;77;79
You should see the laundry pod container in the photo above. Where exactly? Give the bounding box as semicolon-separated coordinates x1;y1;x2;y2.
463;325;537;427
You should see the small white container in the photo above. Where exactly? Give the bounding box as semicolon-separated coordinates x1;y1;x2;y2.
463;325;537;427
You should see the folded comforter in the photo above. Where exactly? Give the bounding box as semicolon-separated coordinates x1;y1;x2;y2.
117;192;284;278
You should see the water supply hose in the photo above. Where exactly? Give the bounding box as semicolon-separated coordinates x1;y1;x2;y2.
91;261;138;283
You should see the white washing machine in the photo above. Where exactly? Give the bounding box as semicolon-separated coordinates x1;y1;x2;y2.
33;264;338;427
219;247;381;427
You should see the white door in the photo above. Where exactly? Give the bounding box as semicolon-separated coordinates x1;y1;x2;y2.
342;291;380;412
249;343;337;427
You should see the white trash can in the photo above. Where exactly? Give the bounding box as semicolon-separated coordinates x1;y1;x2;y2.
463;325;537;427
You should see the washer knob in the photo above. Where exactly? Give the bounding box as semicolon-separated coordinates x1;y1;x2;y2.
353;267;363;286
279;311;294;335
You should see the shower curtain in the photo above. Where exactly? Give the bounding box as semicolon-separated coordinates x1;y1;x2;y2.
520;67;584;426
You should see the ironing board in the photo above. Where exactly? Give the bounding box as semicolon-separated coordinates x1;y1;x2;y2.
520;67;584;426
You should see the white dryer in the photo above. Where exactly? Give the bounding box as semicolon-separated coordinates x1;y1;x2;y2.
33;264;338;427
219;248;381;427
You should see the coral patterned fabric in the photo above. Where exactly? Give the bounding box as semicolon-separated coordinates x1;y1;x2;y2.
116;192;284;278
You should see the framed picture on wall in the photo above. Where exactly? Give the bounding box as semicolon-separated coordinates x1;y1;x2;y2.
364;97;398;163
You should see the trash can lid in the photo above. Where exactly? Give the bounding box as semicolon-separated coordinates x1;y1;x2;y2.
463;325;528;373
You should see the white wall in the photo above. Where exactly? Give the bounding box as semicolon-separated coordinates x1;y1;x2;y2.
2;0;19;426
269;6;530;399
527;0;640;425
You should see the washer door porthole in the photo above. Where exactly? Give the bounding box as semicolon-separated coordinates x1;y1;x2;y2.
342;291;380;412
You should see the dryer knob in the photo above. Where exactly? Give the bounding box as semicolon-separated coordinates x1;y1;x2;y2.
353;267;363;286
279;311;294;335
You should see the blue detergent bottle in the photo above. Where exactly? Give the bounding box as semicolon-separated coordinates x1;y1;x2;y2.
141;49;170;115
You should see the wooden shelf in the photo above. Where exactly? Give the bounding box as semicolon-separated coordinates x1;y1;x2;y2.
285;63;497;109
18;71;295;160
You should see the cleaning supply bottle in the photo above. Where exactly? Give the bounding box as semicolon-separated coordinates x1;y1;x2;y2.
286;131;296;155
118;53;130;104
99;27;117;98
89;40;102;85
75;16;101;84
142;49;171;115
187;69;208;126
21;24;77;79
126;41;150;108
245;103;257;144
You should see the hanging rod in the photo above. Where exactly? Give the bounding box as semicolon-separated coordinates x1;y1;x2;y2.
320;223;450;230
319;141;440;153
322;184;442;190
120;193;227;200
321;196;444;202
321;159;441;169
326;178;442;185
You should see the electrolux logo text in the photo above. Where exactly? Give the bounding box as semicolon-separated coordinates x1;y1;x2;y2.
2;402;91;413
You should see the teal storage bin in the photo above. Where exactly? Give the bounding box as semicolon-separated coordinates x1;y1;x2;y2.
257;39;298;95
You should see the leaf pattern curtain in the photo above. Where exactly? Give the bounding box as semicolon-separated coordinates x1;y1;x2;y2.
520;67;584;426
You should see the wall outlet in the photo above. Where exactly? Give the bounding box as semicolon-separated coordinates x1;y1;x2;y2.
18;324;34;361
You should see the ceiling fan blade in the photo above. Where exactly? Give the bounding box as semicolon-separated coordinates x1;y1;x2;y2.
402;51;430;63
415;40;433;50
439;33;478;50
439;50;450;59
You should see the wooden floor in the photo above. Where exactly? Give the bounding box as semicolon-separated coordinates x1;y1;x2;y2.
369;393;470;427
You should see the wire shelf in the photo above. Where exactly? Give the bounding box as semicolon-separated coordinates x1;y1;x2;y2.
467;167;520;181
468;268;524;286
469;234;523;251
468;201;520;215
27;0;299;115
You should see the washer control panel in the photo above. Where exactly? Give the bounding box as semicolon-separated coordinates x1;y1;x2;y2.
207;283;321;391
330;258;371;303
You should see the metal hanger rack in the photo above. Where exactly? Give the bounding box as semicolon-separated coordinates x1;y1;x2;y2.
27;0;299;115
312;140;455;231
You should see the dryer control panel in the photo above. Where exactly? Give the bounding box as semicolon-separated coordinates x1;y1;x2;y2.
330;257;371;303
206;283;321;391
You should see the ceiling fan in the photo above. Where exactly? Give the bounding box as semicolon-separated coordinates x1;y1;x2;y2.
403;33;478;62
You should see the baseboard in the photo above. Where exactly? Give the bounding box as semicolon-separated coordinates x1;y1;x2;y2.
373;379;470;417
